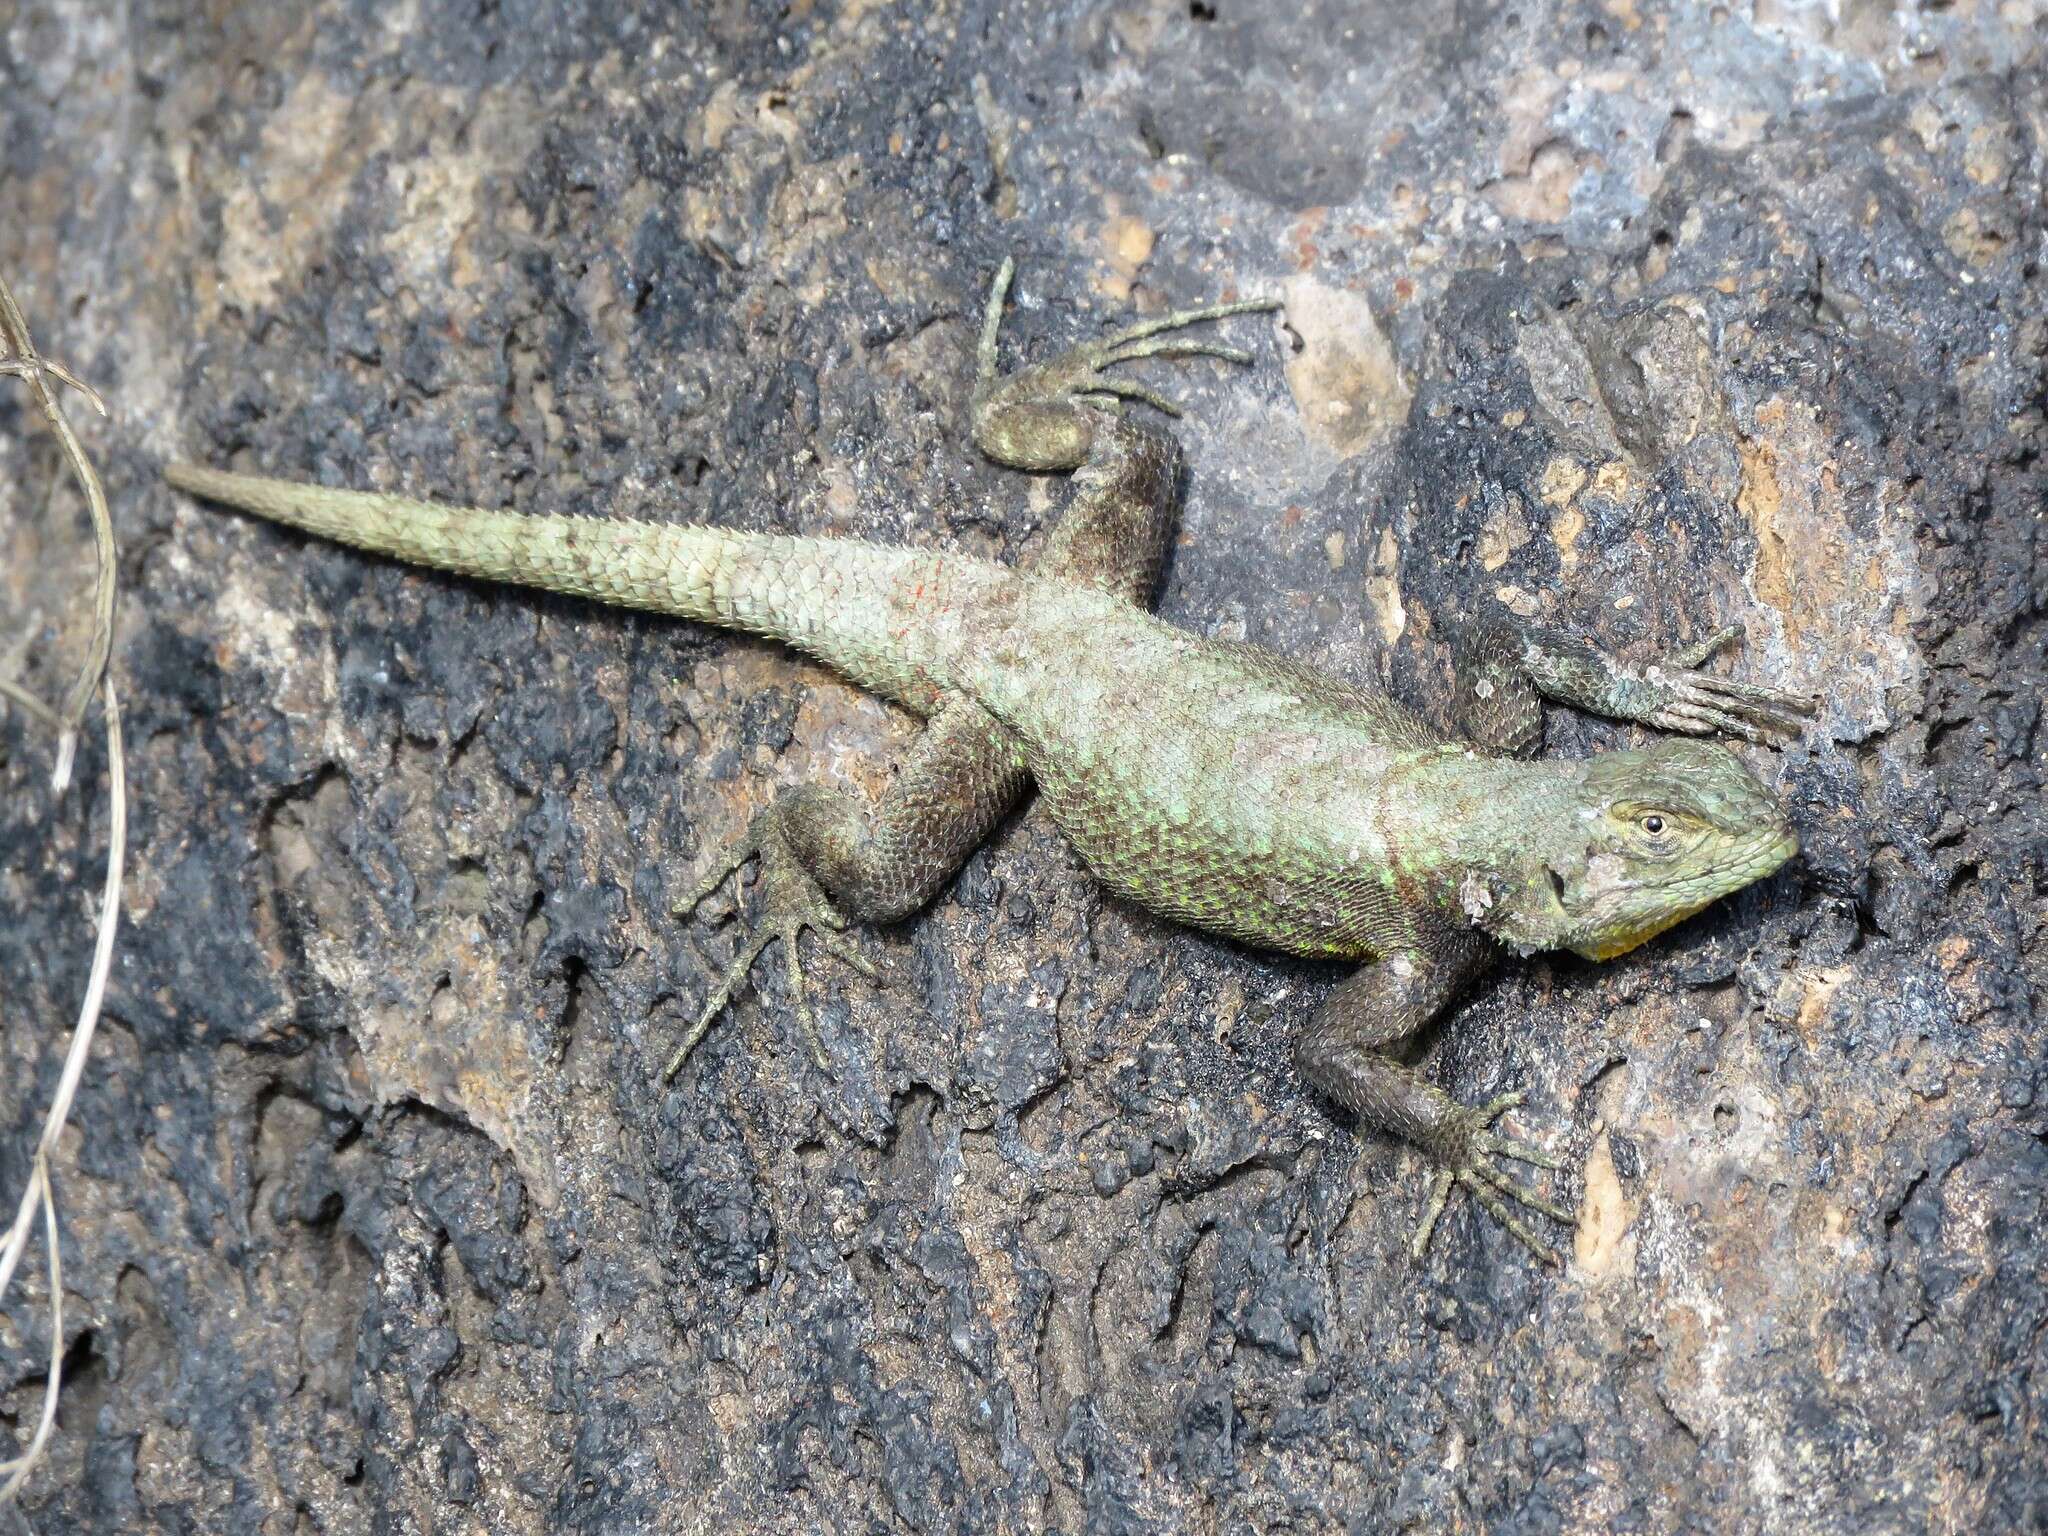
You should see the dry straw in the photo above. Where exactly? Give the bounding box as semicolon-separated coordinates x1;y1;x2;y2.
0;269;126;1504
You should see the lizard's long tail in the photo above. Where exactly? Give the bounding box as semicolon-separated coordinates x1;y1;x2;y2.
163;463;1009;714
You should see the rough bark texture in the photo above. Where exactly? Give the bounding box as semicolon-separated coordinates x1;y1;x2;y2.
2;2;2043;1532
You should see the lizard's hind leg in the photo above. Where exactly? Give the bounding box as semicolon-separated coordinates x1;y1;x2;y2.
972;257;1279;601
666;704;1026;1080
970;259;1278;466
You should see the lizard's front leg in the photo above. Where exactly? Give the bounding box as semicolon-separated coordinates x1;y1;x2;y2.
668;262;1277;1080
1293;929;1571;1266
1455;608;1817;755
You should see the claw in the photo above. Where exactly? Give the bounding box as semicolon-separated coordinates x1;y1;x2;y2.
665;930;773;1080
1412;1167;1457;1258
1664;675;1816;731
1408;1089;1571;1268
1679;672;1819;714
820;931;881;980
1464;1156;1573;1224
973;261;1279;452
1475;1129;1561;1170
0;355;109;416
1648;626;1818;741
1460;1171;1564;1266
786;933;827;1070
663;809;881;1083
1079;294;1280;414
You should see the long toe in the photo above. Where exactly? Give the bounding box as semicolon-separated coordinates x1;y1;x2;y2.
1658;700;1766;741
1099;335;1255;368
1461;1172;1564;1266
1673;676;1814;731
1409;1167;1457;1263
1077;377;1182;416
665;932;773;1080
664;988;730;1082
1664;625;1743;669
1410;1091;1573;1268
1688;671;1818;712
820;931;882;980
1464;1156;1573;1224
1476;1129;1561;1170
676;840;759;917
782;927;831;1070
1097;297;1281;350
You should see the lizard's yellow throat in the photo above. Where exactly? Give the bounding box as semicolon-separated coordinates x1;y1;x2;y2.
1575;894;1721;962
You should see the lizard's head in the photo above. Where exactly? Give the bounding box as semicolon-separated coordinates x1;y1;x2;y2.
1475;741;1798;960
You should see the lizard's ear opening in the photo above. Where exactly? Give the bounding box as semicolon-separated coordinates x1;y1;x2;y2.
1470;860;1577;956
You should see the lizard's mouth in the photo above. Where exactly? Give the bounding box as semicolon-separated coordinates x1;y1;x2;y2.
1567;818;1799;962
1763;822;1800;869
1751;820;1800;884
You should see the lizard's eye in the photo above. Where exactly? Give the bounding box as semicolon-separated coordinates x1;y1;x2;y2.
1622;807;1693;857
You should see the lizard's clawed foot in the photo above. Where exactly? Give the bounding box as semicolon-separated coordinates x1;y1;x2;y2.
665;809;881;1081
1410;1090;1572;1267
1640;626;1818;743
974;257;1280;428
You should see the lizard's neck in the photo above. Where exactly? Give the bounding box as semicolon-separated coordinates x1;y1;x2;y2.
1377;751;1589;933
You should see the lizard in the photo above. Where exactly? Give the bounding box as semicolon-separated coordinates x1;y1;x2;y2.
164;260;1813;1266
